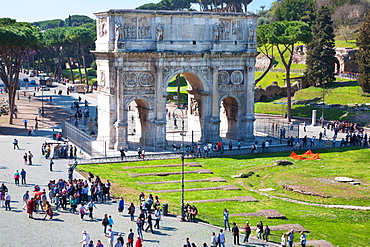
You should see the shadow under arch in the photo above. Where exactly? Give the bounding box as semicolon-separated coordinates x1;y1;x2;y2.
219;94;240;140
126;97;152;146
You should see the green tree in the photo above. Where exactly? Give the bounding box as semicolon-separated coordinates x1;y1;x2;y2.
356;10;370;93
0;18;42;124
256;24;275;85
32;19;65;30
305;6;336;87
64;15;94;27
66;26;96;86
259;21;312;121
271;0;315;23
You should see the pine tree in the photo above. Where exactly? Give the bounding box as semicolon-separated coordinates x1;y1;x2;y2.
356;10;370;93
305;6;336;86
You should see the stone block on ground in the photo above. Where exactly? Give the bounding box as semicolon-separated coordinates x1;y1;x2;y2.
230;209;286;219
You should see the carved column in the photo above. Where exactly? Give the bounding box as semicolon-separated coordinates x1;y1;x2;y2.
114;67;129;149
154;66;167;148
241;58;256;142
209;66;221;143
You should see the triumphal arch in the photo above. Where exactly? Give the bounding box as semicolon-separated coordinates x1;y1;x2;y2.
94;9;257;149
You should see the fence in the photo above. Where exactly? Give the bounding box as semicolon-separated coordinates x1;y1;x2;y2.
254;116;301;141
62;120;95;156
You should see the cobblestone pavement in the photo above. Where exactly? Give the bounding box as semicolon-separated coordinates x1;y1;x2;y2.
0;134;277;247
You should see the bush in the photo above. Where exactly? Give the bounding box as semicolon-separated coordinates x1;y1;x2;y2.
91;60;97;70
87;69;97;76
240;171;255;178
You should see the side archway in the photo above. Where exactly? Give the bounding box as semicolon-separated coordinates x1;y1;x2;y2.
219;95;240;140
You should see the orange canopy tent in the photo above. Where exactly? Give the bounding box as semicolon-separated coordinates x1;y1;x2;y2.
290;150;320;160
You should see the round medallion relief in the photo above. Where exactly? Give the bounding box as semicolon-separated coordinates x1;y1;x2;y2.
218;71;230;85
123;72;138;87
139;72;154;87
231;70;243;85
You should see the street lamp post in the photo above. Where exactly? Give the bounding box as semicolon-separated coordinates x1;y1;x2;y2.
174;108;186;221
41;87;44;115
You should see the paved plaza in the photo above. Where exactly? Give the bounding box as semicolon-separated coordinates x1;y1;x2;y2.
0;81;279;246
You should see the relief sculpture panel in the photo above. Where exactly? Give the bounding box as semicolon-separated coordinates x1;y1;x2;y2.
219;19;231;40
138;17;152;39
98;17;108;37
123;17;137;39
123;72;138;87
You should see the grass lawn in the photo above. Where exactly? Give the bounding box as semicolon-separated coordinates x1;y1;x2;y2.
255;80;369;121
335;40;358;49
62;68;97;85
78;147;370;247
255;71;304;88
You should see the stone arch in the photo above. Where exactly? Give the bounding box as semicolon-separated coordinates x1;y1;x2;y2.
162;67;210;93
124;96;154;147
163;68;211;143
219;94;240;139
334;57;340;74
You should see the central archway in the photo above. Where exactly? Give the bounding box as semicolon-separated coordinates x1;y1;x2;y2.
164;69;209;146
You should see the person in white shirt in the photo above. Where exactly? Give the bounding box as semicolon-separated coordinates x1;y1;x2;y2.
79;230;90;247
210;232;218;247
4;192;11;211
105;228;115;247
281;233;287;247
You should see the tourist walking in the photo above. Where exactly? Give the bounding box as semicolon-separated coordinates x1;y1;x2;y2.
22;190;30;210
136;217;144;240
128;202;136;221
28;151;33;165
20;168;26;184
14;170;20;186
127;229;134;247
243;221;251;243
23;153;28;165
102;213;109;234
108;215;114;229
49;158;54;171
27;197;35;218
87;199;97;220
105;228;114;247
118;197;124;215
43;201;53;220
80;230;90;247
223;208;230;231
154;207;161;228
4;192;11;211
256;221;263;240
210;232;217;247
300;231;307;247
281;233;287;247
13;139;20;149
80;203;87;220
119;147;125;160
287;229;294;247
263;225;271;242
144;212;154;233
232;222;240;245
135;237;142;247
218;229;226;247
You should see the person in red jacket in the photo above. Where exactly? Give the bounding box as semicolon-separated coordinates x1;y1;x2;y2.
135;237;142;247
